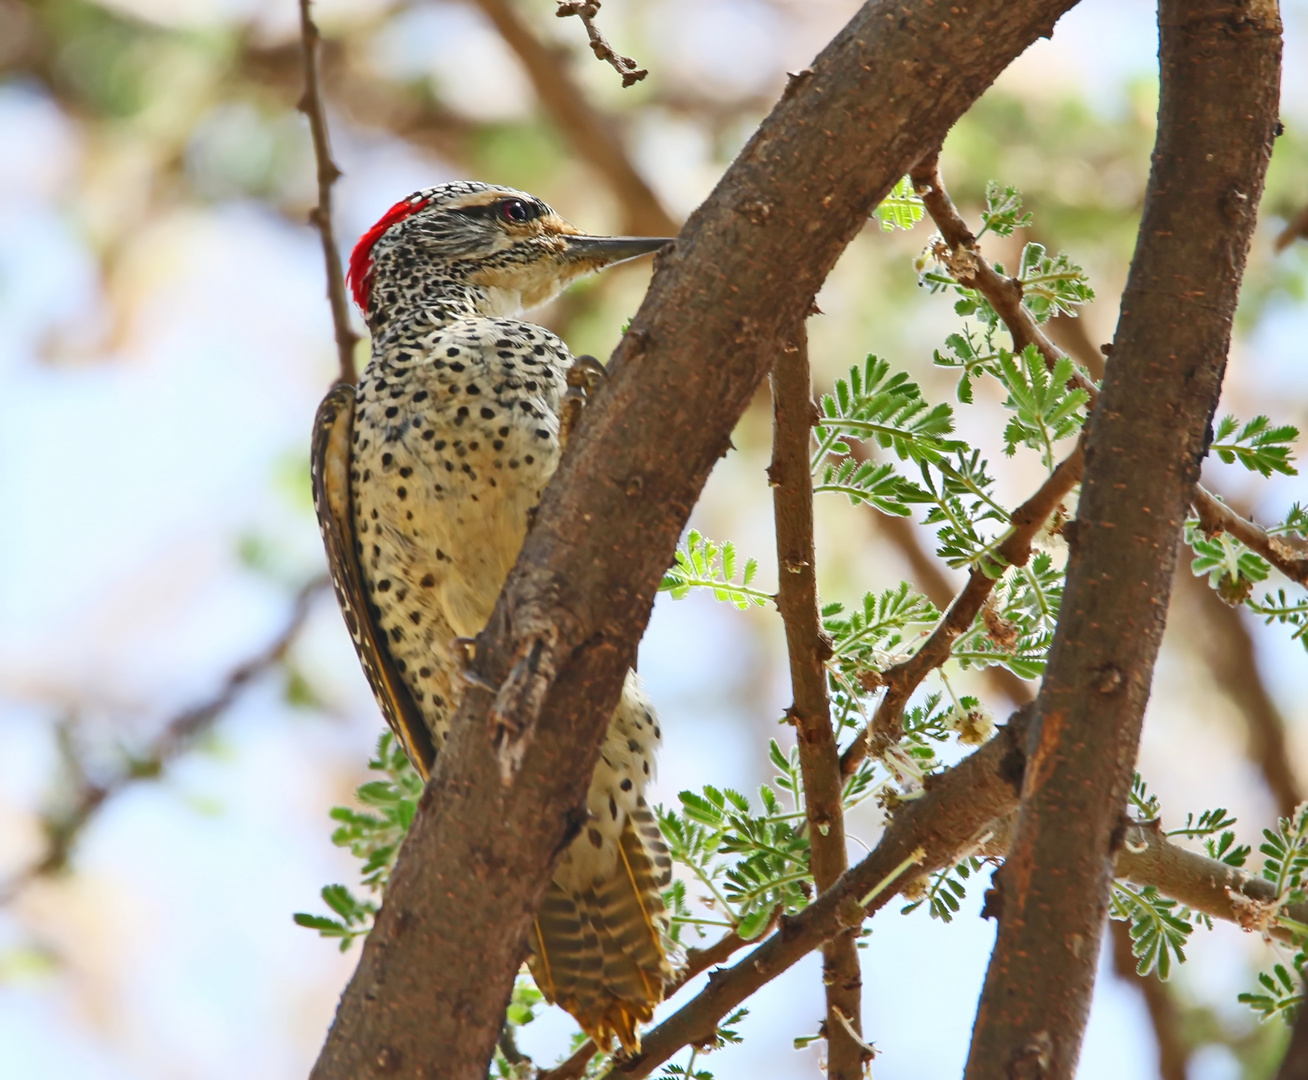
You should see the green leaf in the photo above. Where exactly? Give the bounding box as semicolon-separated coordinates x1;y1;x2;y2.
737;903;775;941
873;176;925;232
1210;414;1299;477
659;530;773;609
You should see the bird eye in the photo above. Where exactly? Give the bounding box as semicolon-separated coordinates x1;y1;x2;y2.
498;199;533;224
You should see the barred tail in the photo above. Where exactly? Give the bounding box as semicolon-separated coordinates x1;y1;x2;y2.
527;806;672;1052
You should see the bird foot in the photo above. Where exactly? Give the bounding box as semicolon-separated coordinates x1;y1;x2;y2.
559;354;608;452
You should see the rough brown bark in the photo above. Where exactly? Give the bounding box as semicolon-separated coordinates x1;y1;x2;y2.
770;327;867;1078
307;1;1085;1076
962;2;1282;1077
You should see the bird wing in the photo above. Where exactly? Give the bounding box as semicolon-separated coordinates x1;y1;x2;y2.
311;382;437;778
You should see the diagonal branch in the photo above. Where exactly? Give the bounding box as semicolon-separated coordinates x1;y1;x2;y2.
839;440;1083;777
770;326;867;1077
306;2;1086;1075
0;575;328;904
910;152;1308;590
610;704;1308;1080
298;0;358;385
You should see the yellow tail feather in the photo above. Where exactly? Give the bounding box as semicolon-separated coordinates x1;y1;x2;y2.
526;810;672;1053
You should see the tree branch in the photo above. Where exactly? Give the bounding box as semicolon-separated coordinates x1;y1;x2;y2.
472;0;674;236
554;1;647;88
614;707;1308;1080
298;0;358;385
848;440;1035;710
769;325;867;1077
306;2;1085;1075
963;2;1281;1075
1194;489;1308;588
912;150;1308;591
606;708;1035;1080
839;440;1083;777
0;575;328;904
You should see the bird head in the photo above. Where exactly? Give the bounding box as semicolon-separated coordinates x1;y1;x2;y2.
348;181;670;323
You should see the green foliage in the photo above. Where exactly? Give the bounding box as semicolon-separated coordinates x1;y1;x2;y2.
659;531;772;609
1248;590;1308;651
1184;519;1270;606
656;1009;747;1080
1013;242;1097;321
976;181;1033;238
1110;883;1193;980
901;856;986;922
1210;415;1300;477
998;347;1090;468
873;176;925;232
812;355;960;469
1258;804;1308;901
294;734;421;948
1240;960;1306;1023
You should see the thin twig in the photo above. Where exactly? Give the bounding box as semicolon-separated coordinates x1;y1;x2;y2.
769;327;866;1076
298;0;359;385
911;152;1308;590
839;441;1083;777
555;2;647;88
848;440;1035;710
0;576;329;904
474;0;673;236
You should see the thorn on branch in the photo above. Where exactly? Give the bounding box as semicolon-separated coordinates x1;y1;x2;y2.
555;1;648;87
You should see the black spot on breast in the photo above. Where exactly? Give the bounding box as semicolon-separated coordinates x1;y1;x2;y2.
466;384;481;395
587;827;603;849
447;347;460;357
609;797;618;820
420;574;435;587
535;429;548;439
413;390;428;402
422;429;435;440
620;778;633;792
627;739;641;753
396;487;407;499
481;408;495;419
409;611;421;625
399;466;412;478
434;440;446;450
385;406;398;418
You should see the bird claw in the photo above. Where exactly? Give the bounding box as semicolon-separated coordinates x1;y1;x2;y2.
560;354;607;451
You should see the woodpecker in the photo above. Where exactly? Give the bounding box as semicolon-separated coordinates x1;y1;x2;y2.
310;181;673;1052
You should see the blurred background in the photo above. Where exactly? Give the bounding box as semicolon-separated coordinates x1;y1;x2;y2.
2;0;1307;1077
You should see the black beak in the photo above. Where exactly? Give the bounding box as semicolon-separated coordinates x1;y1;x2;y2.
561;235;672;267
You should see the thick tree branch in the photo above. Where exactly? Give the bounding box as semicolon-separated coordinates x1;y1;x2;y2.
0;576;327;903
963;3;1281;1076
770;326;866;1077
472;0;674;236
607;709;1034;1080
298;0;358;385
307;2;1085;1076
839;441;1082;777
